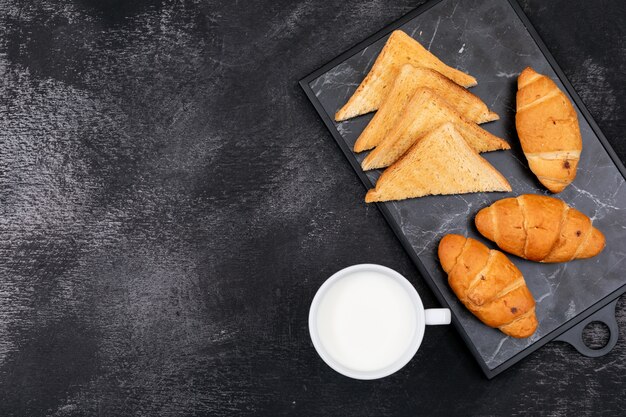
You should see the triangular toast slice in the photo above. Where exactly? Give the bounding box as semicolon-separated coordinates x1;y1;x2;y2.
365;123;511;202
361;88;509;170
335;30;477;121
354;65;499;152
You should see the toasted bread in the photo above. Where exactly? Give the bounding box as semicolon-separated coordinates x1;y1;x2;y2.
365;123;511;202
335;30;477;121
361;88;509;170
354;65;499;153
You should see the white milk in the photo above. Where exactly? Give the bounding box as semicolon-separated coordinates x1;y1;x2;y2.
316;270;418;372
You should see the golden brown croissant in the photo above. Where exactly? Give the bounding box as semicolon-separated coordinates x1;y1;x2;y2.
438;234;537;338
516;67;582;193
475;194;605;263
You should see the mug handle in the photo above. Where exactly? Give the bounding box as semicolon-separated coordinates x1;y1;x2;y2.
425;308;451;325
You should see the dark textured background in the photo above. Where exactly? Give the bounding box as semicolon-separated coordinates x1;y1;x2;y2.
0;0;624;416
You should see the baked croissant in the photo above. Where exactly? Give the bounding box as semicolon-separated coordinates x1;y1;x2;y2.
475;194;605;263
516;67;582;193
438;234;537;338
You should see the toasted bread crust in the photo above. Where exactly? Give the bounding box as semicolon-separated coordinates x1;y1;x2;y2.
365;123;510;202
335;30;477;121
361;88;509;170
353;65;498;153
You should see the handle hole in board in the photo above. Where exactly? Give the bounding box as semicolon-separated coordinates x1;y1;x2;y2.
582;321;611;350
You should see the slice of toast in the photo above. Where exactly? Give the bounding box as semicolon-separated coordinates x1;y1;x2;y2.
365;123;511;202
354;65;499;152
335;30;477;121
361;88;509;170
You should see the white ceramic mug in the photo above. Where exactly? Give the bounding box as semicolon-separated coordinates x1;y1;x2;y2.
309;264;451;380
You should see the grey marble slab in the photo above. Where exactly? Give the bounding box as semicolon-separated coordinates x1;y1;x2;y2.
307;0;626;372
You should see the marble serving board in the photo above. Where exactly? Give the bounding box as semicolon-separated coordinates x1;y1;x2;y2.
300;0;626;378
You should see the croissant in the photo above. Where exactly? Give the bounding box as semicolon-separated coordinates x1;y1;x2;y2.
438;234;537;338
475;194;605;263
516;67;582;193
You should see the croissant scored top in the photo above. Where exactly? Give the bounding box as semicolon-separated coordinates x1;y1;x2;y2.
515;67;582;193
475;194;606;263
438;234;538;338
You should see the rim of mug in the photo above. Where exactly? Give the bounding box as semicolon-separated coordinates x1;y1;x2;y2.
308;264;426;380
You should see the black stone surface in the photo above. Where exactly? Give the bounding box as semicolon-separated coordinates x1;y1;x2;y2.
307;0;626;374
0;0;625;416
